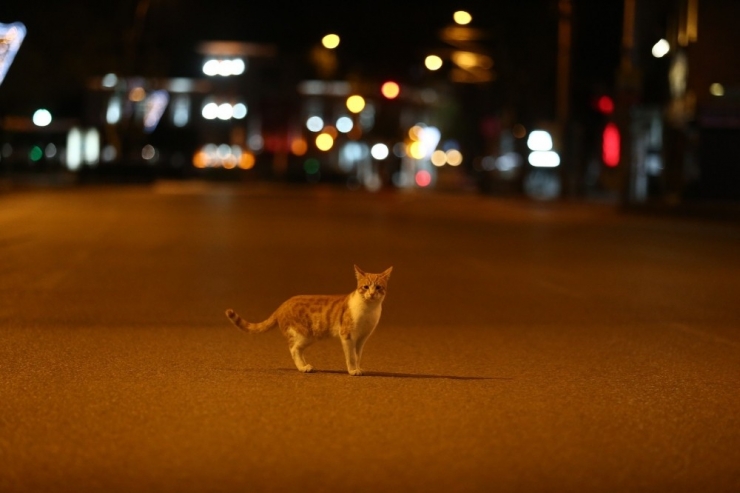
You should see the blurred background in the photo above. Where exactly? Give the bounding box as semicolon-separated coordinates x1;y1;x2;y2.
1;0;739;205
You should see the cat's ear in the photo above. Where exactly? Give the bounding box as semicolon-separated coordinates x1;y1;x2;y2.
381;266;393;279
354;264;366;279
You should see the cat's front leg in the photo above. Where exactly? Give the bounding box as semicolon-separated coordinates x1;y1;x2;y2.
340;335;362;376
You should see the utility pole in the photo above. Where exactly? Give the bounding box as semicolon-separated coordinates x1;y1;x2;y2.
556;0;573;195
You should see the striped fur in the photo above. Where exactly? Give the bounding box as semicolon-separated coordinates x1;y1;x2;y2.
225;265;392;376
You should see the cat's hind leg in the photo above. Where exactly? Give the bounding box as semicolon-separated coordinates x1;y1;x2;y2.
287;329;314;373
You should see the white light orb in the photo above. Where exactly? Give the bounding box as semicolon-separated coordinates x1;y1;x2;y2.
306;116;324;132
202;102;218;120
371;143;389;160
32;109;52;127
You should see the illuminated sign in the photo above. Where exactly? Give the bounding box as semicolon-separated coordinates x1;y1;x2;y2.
143;90;169;133
0;22;26;87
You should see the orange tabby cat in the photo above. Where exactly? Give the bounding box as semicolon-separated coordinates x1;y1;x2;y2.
225;265;392;376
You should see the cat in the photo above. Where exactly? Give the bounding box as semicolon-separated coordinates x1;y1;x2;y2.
225;265;392;376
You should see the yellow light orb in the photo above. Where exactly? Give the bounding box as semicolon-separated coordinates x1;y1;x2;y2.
346;95;366;114
425;55;443;71
322;34;340;49
431;150;447;167
316;133;334;151
129;87;146;102
408;125;423;141
381;81;400;99
322;125;338;139
446;149;463;166
408;141;425;160
710;83;725;97
192;151;208;168
453;11;472;25
291;138;308;156
239;152;256;169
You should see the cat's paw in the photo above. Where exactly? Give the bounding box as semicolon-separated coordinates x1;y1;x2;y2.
348;369;364;376
300;365;315;373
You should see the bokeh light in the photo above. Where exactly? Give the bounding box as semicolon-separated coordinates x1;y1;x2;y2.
304;158;320;174
32;109;51;127
431;150;447;167
370;143;389;160
381;81;400;99
408;125;423;141
710;83;725;96
306;116;324;132
336;116;353;133
407;141;425;159
29;146;43;161
346;95;366;114
201;102;218;120
232;103;248;119
316;133;334;151
425;55;443;71
415;170;432;187
239;152;256;169
322;125;338;139
529;150;561;168
129;87;146;102
652;39;670;58
446;149;463;166
291;138;308;156
453;11;472;25
217;103;233;120
102;73;118;88
527;130;553;151
322;34;340;49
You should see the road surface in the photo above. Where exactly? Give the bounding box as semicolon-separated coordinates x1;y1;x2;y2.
1;182;739;492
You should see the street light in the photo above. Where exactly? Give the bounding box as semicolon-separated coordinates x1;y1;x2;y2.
32;109;52;127
346;95;366;113
425;55;443;71
651;39;670;58
453;11;472;25
322;34;340;49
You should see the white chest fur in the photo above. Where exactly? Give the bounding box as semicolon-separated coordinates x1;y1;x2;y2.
348;291;382;336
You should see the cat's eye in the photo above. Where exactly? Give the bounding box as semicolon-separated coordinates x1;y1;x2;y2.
363;285;369;290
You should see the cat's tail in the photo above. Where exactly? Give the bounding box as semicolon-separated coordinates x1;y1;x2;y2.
225;309;277;334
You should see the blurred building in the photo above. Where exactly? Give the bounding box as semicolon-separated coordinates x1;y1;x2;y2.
80;39;462;191
618;0;740;203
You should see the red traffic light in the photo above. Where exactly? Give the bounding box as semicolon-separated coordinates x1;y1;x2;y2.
597;95;615;115
602;122;620;167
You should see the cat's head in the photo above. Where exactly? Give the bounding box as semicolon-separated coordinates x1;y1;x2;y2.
354;265;393;302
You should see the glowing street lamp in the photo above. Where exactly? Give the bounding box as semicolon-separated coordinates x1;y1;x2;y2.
346;95;366;114
453;11;472;25
32;109;52;127
381;81;400;99
651;39;670;58
322;34;340;49
425;55;443;71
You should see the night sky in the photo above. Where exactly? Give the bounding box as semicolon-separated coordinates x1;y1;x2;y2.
0;0;623;119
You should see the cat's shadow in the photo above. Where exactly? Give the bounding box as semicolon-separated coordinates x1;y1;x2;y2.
215;367;510;381
277;368;509;381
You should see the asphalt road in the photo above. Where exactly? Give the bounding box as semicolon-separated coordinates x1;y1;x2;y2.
1;182;739;492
